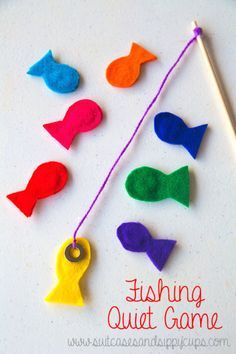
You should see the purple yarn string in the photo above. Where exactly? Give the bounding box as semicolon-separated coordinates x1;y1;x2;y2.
72;27;202;247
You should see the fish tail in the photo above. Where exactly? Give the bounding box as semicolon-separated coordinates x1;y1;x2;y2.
45;282;84;306
182;124;208;159
146;239;176;271
7;189;36;217
43;120;73;150
168;166;190;207
27;50;54;76
130;43;157;63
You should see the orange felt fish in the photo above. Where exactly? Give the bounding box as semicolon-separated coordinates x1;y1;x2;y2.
106;42;157;88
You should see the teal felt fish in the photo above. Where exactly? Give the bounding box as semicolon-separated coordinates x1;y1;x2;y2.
27;50;80;94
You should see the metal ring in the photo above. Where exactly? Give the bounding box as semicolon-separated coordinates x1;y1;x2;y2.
65;243;84;262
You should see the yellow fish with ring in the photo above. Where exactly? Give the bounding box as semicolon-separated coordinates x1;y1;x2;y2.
45;238;91;306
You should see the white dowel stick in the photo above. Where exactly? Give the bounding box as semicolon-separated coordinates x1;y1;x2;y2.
192;20;236;136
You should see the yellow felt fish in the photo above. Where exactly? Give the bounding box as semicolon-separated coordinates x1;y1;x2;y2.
45;238;91;306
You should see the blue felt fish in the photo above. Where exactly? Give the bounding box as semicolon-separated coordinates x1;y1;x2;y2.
27;50;80;94
154;112;208;158
117;222;176;271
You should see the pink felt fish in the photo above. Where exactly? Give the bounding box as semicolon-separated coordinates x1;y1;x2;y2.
43;99;103;149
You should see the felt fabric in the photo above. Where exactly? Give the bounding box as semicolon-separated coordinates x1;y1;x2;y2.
43;99;103;150
7;161;68;217
154;112;208;159
27;50;80;94
125;166;190;207
117;222;176;271
45;238;91;306
106;42;157;88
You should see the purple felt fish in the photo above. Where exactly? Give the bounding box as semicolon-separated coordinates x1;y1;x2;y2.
117;222;176;271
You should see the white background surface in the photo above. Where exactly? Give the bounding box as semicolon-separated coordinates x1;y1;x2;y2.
0;1;236;353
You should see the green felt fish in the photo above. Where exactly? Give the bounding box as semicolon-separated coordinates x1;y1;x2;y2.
125;166;190;207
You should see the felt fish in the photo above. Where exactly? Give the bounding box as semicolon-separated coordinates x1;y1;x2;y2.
45;238;91;306
117;222;176;271
125;166;190;207
27;50;80;93
43;99;103;150
106;42;157;88
154;112;208;159
7;161;68;217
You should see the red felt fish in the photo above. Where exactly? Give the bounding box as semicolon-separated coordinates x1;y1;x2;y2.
43;99;103;149
7;161;68;217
